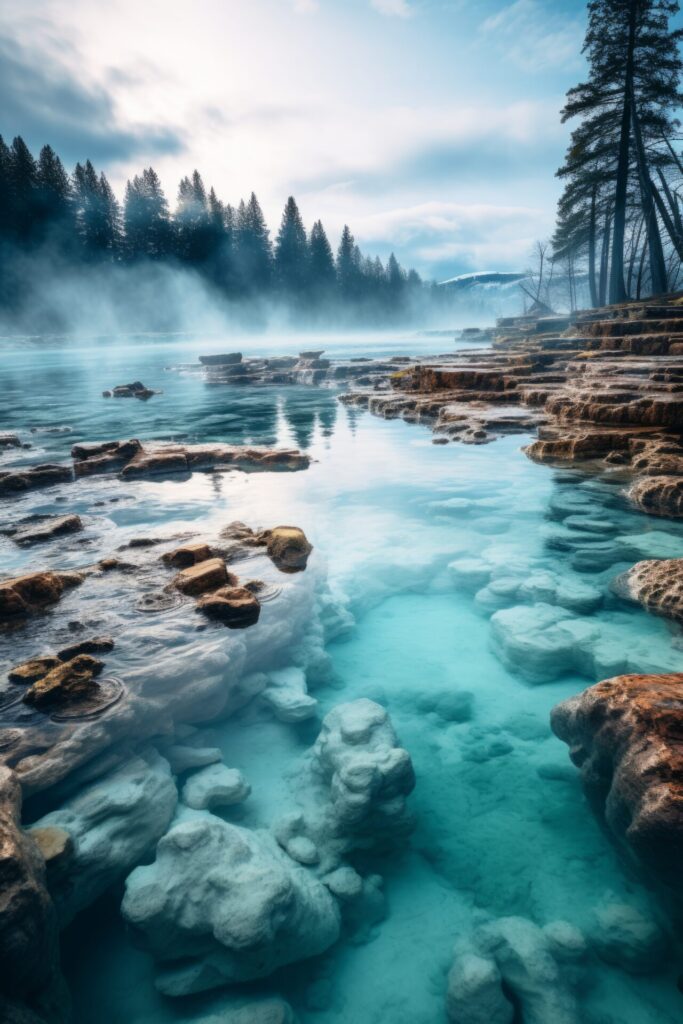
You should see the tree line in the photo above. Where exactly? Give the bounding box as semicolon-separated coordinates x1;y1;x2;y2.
553;0;683;306
0;136;423;321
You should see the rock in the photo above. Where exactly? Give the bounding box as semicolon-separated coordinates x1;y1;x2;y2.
446;953;513;1024
449;916;579;1024
163;744;223;774
4;514;83;546
173;557;229;595
30;749;177;926
55;635;115;661
542;921;587;963
589;899;669;974
308;699;415;859
629;475;683;518
0;464;73;495
0;433;21;447
199;352;243;365
299;350;325;359
613;557;683;623
551;673;683;896
23;654;104;709
0;767;67;1022
0;570;83;622
260;526;313;573
110;381;156;399
197;585;261;627
161;542;213;568
8;657;61;685
190;998;297;1024
72;438;142;477
262;667;318;722
182;764;251;810
121;815;340;996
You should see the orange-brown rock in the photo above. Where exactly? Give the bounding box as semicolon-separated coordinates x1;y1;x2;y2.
551;673;683;897
161;542;213;568
196;586;261;626
23;654;104;708
0;570;84;622
628;475;683;517
613;559;683;623
260;526;313;573
172;557;230;596
3;514;83;546
0;464;72;495
8;657;61;685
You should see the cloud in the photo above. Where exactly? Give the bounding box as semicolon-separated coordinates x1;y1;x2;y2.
0;34;184;167
292;0;319;12
480;0;584;72
371;0;413;18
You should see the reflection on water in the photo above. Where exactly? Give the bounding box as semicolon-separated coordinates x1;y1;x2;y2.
1;336;683;1024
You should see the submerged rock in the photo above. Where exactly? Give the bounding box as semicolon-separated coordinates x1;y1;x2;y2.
262;667;317;722
181;764;251;810
107;381;156;399
589;898;670;974
3;514;83;546
30;749;177;927
0;569;83;622
551;672;683;898
161;542;214;568
121;814;340;996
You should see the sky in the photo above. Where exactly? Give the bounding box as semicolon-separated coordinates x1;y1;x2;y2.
3;0;591;280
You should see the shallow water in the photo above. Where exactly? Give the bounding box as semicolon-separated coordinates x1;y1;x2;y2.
1;333;682;1024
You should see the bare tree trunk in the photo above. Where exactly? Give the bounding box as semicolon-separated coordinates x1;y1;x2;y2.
653;170;683;259
636;233;648;298
599;208;612;306
630;85;668;294
588;185;599;307
627;214;644;295
609;2;636;304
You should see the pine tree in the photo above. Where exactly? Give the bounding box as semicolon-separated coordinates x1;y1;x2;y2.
0;136;14;243
237;192;272;292
309;220;336;296
9;136;38;242
557;0;683;302
336;225;359;299
124;167;171;259
274;196;309;296
35;145;72;243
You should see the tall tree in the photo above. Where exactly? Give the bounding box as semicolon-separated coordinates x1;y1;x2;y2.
309;219;336;296
236;192;272;291
336;225;359;299
557;0;683;304
8;136;39;242
274;196;309;295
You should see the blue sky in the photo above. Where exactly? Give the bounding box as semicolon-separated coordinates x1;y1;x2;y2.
3;0;592;279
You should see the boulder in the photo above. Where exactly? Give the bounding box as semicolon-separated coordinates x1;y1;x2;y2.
23;654;104;709
55;635;114;661
260;526;312;573
8;657;61;685
199;352;243;365
30;749;177;926
121;815;340;996
110;381;155;399
0;570;83;622
161;542;213;568
551;673;683;896
197;586;261;627
446;954;513;1024
182;764;251;810
0;767;67;1022
173;558;229;596
0;433;21;447
262;667;318;723
613;557;683;623
4;514;83;546
0;464;73;495
589;898;669;974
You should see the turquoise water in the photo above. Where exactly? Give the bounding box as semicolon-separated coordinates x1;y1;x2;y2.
1;334;682;1023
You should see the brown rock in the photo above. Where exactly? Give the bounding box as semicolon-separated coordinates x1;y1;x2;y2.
197;586;261;626
613;559;683;623
551;673;683;896
161;542;213;569
629;475;683;518
0;570;83;622
56;635;115;661
30;827;73;877
172;557;229;596
23;654;104;708
6;514;83;546
0;464;73;495
260;526;312;573
8;657;61;685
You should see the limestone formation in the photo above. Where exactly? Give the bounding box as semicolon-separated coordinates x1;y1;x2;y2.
613;557;683;622
551;673;683;897
23;654;105;708
181;764;251;810
30;749;177;926
121;814;340;996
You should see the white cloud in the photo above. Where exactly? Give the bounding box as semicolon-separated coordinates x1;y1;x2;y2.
481;0;584;72
371;0;413;18
292;0;319;13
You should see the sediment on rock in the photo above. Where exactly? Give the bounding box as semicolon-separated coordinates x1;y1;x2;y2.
551;673;683;899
